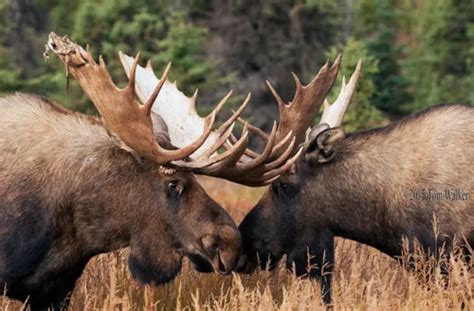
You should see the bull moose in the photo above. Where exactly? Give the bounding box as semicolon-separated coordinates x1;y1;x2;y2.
0;34;299;309
237;56;474;304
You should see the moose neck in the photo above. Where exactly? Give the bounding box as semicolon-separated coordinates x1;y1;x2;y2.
309;126;434;257
70;147;148;257
33;116;143;258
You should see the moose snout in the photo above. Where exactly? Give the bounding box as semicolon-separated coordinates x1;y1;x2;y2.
197;225;242;275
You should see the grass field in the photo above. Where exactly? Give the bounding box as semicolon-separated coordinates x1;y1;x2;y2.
1;177;472;310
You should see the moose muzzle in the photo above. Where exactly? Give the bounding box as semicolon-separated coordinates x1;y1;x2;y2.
189;224;242;275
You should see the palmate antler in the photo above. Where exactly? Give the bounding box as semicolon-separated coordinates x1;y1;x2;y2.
319;59;362;127
46;33;299;186
119;52;301;186
239;56;362;158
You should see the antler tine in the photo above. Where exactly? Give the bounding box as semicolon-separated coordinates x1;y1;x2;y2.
193;125;250;175
263;146;303;180
169;90;255;170
142;62;171;116
266;80;285;109
199;92;252;159
198;123;236;159
319;58;362;127
236;121;277;170
208;90;233;118
160;111;217;159
235;115;269;142
270;130;293;158
127;52;140;93
289;72;303;107
230;114;294;161
226;134;260;159
262;175;282;186
191;124;297;187
215;93;251;136
266;136;296;170
172;122;249;169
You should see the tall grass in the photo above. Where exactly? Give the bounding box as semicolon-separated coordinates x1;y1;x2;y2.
1;177;472;310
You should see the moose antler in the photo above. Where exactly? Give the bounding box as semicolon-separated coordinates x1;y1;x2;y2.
119;52;301;186
47;33;300;186
46;33;220;164
238;56;362;159
266;55;342;156
319;59;362;127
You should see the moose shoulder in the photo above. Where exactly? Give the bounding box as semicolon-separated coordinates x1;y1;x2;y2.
238;58;474;304
0;34;299;309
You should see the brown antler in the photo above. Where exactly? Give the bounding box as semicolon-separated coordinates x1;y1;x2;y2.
257;55;341;157
47;33;300;186
46;33;218;164
119;52;303;186
183;123;303;186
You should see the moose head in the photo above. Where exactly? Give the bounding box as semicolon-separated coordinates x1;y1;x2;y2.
237;56;362;303
0;34;300;308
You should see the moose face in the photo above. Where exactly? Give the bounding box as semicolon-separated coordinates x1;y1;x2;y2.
128;168;241;285
238;170;302;272
235;56;361;276
238;127;345;274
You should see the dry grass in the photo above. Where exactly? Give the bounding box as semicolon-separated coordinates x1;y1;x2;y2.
1;177;472;310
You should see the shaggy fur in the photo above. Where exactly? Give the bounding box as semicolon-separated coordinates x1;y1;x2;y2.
239;104;474;304
0;93;241;309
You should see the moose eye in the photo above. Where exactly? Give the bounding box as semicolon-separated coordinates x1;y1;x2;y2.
166;180;184;198
272;181;298;199
272;182;285;194
168;181;178;191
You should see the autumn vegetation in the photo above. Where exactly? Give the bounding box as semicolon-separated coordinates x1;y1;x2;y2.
1;177;472;310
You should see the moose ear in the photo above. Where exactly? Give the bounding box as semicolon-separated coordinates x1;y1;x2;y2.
305;125;345;164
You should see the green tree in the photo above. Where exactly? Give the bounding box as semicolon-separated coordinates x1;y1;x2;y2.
0;1;220;114
69;0;215;109
0;0;68;107
154;12;215;95
355;0;411;115
403;0;474;110
0;1;19;93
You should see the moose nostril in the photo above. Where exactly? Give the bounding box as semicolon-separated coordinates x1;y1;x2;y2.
201;235;217;252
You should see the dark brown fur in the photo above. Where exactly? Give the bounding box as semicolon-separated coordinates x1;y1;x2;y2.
0;93;241;309
239;104;474;304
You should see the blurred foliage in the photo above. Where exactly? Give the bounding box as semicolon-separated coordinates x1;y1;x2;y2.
402;0;474;110
355;0;412;115
0;0;472;131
